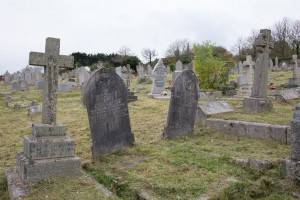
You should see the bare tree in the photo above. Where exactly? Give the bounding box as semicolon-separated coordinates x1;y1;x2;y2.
118;45;132;57
272;17;292;57
165;39;194;63
231;37;246;60
142;48;157;66
289;20;300;55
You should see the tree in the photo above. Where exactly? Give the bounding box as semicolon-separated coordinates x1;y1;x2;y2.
118;46;132;57
142;48;157;66
165;39;194;64
193;41;227;90
289;20;300;55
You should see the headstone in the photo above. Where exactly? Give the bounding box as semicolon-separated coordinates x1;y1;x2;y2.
83;68;135;158
147;65;153;77
275;57;278;68
9;37;81;185
163;70;198;139
11;82;20;90
115;66;122;78
269;59;273;70
198;101;234;115
35;81;44;90
76;67;90;86
137;63;144;80
167;66;171;74
284;103;300;181
32;67;43;82
289;55;299;85
237;55;254;96
243;29;274;113
11;72;20;82
151;59;167;95
24;66;33;85
275;88;300;102
172;60;183;84
58;82;77;92
19;81;28;91
238;61;243;74
3;70;11;84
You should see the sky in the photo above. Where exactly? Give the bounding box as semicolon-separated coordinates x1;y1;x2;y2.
1;0;300;75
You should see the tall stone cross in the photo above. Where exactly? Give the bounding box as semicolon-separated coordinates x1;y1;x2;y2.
251;29;274;99
29;37;74;124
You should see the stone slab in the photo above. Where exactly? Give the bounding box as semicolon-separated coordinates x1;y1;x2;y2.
275;88;300;102
16;152;81;183
58;82;77;92
32;123;66;137
5;168;30;200
28;105;42;116
23;136;75;160
243;97;273;113
198;101;234;115
284;158;300;181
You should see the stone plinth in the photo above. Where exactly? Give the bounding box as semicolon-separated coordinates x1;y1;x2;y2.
284;158;300;181
289;77;299;86
243;97;273;113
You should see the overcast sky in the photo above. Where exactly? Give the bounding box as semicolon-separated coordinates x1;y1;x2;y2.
1;0;299;74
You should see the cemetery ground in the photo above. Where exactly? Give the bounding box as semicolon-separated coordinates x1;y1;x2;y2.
1;72;300;199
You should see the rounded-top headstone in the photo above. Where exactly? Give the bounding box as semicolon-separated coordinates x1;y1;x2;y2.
83;68;134;158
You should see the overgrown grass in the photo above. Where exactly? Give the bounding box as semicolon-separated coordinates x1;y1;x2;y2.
0;72;299;199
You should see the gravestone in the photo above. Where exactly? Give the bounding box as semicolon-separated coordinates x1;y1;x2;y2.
284;103;300;180
7;38;81;185
237;55;254;96
4;70;11;84
76;67;90;86
269;59;273;70
238;61;243;74
19;81;28;91
243;29;273;113
147;65;153;77
83;68;135;158
151;59;167;95
275;57;278;68
275;88;300;102
289;55;299;85
58;82;77;92
35;80;44;90
24;66;33;85
137;63;144;80
32;67;43;82
172;60;183;84
11;72;20;82
115;66;122;77
11;82;20;90
163;70;198;139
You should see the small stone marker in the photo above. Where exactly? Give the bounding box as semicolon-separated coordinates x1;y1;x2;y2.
289;55;299;85
198;101;234;115
172;60;183;84
284;103;300;181
243;29;274;113
151;59;167;95
83;68;135;158
163;70;198;139
7;38;81;186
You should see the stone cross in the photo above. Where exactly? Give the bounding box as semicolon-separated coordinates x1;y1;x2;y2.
243;55;254;85
251;29;274;99
292;55;298;78
29;37;74;124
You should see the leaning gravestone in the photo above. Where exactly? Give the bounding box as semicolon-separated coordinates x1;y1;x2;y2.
83;68;135;159
6;38;81;190
275;88;300;102
151;59;167;95
284;103;300;181
163;70;198;139
243;29;274;113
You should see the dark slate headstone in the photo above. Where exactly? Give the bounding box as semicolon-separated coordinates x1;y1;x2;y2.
163;70;198;139
83;68;135;158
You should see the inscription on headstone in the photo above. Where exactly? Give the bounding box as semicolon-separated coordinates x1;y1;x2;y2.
163;70;198;139
83;68;134;158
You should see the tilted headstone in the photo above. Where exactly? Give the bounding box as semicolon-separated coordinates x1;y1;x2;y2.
9;37;81;184
243;29;273;113
172;60;183;84
284;103;300;180
163;70;198;139
83;68;135;158
151;59;167;95
289;55;299;85
3;70;11;84
275;88;300;102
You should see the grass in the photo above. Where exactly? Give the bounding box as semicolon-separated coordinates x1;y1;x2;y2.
0;71;299;199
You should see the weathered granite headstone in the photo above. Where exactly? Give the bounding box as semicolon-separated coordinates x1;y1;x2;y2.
137;63;144;80
289;55;299;85
151;59;167;95
83;68;135;158
7;38;81;186
76;67;90;86
237;55;254;96
243;29;274;113
24;66;33;85
172;60;183;84
284;103;300;180
147;65;153;77
4;70;11;84
115;66;122;78
163;70;198;139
